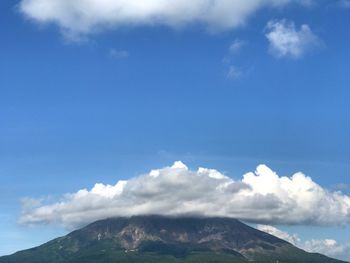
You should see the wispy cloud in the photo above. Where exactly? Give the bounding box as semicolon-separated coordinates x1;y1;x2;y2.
226;66;243;79
229;39;245;54
20;161;350;229
257;225;350;261
265;19;321;59
109;49;129;59
19;0;311;38
339;0;350;8
223;39;245;80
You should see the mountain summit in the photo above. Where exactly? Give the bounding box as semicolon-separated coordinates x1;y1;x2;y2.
0;216;347;263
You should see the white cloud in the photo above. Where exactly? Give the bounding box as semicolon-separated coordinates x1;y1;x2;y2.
109;49;129;59
20;161;350;229
303;239;350;260
265;19;321;58
257;225;350;261
19;0;309;37
256;225;301;245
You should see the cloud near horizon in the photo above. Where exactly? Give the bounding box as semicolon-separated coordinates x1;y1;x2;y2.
257;224;350;261
19;0;310;37
20;161;350;229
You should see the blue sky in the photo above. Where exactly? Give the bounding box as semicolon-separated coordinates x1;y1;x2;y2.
1;0;350;260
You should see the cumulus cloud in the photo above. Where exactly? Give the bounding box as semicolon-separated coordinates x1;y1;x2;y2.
257;224;350;261
20;161;350;229
265;19;321;58
19;0;310;37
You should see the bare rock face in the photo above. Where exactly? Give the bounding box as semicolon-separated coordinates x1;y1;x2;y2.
70;215;289;256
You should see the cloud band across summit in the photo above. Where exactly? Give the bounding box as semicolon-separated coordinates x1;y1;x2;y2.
20;162;350;228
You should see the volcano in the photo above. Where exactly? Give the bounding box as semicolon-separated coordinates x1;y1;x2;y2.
0;216;347;263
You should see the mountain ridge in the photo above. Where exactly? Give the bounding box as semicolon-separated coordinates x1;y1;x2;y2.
0;215;348;263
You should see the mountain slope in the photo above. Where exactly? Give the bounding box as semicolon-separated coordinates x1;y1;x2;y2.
0;216;347;263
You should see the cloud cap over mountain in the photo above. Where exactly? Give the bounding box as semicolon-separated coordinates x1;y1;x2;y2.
19;0;309;36
20;161;350;228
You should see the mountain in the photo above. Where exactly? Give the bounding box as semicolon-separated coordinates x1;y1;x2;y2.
0;215;347;263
